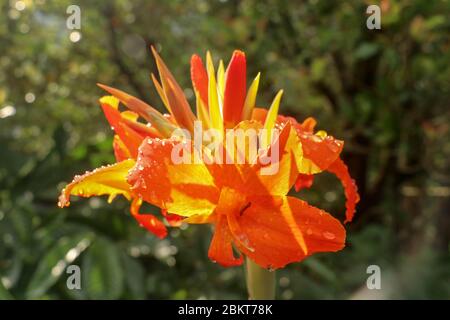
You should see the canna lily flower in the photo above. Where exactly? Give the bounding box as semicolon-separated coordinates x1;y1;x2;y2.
58;47;359;270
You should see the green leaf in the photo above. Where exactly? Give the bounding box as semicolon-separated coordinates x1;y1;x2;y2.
82;237;124;299
26;232;93;299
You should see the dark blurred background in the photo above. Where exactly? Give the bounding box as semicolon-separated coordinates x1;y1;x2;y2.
0;0;449;299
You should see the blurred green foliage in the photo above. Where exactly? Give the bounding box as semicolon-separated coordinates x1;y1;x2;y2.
0;0;449;299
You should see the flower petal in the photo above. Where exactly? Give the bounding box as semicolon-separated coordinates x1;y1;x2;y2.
97;83;177;137
113;135;132;162
241;72;260;121
252;107;343;172
190;54;209;107
161;209;184;227
58;159;136;208
296;129;343;172
234;196;346;269
327;158;360;223
127;138;220;217
294;174;314;192
240;122;300;196
100;96;145;159
206;51;224;134
208;214;243;267
262;90;284;148
223;50;246;128
131;198;167;238
151;46;197;133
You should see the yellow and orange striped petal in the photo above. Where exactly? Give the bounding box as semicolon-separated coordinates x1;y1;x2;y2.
97;83;177;138
127;138;220;217
113;135;132;162
151;46;196;133
234;195;346;269
58;159;136;208
100;96;145;159
241;122;299;196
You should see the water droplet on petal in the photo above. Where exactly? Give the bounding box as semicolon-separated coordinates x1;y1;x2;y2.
306;228;313;235
323;231;335;240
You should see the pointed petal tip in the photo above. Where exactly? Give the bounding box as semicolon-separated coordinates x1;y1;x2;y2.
97;83;108;90
232;50;246;58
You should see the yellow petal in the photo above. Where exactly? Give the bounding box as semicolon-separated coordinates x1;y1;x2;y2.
217;59;225;98
195;89;211;129
241;72;260;121
128;138;220;217
150;73;171;114
99;95;119;109
263;89;283;148
206;51;223;134
58;159;136;208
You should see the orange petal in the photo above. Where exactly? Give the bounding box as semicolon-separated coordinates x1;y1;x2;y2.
327;158;360;223
121;117;162;139
296;128;344;171
161;209;183;227
100;97;145;159
223;50;246;128
251;107;343;171
127;138;220;217
234;195;346;269
241;122;299;196
190;54;209;108
250;107;269;123
97;83;177;137
294;174;314;192
208;214;243;267
113;135;132;162
300;117;317;133
58;159;135;208
131;198;167;238
151;46;196;133
183;213;216;224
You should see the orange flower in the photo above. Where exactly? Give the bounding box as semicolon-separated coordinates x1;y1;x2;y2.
58;48;359;269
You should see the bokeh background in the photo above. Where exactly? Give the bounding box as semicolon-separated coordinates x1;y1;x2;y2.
1;0;449;299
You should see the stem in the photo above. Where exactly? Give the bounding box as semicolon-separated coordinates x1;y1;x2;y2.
245;257;276;300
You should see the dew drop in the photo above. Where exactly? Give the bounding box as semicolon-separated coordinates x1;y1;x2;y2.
306;228;313;235
323;231;335;240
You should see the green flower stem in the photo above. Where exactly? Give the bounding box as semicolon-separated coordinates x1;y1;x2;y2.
245;257;276;300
